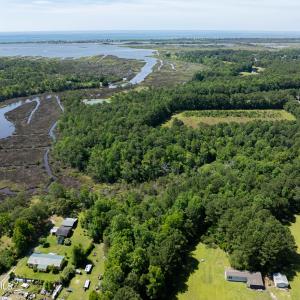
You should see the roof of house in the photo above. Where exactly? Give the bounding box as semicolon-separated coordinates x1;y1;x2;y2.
247;272;264;287
62;218;78;228
225;268;250;278
273;273;289;285
56;226;72;237
225;268;264;287
28;253;64;268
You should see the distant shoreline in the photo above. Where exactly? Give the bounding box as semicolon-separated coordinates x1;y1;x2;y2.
1;38;300;46
1;30;300;44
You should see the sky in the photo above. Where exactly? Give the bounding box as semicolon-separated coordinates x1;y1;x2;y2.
0;0;300;32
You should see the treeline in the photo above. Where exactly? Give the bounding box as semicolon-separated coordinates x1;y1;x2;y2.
176;48;300;79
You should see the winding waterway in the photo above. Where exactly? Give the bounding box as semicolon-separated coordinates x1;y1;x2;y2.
0;101;23;139
0;44;157;140
0;97;41;139
0;42;157;87
0;43;157;182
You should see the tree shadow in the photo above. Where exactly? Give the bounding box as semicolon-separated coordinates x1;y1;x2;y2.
283;251;300;282
166;242;201;300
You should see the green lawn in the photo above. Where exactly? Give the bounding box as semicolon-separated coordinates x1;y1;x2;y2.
14;213;93;282
266;216;300;300
177;244;271;300
288;216;300;300
0;235;13;251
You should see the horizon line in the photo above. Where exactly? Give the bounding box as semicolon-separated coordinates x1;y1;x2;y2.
1;29;300;34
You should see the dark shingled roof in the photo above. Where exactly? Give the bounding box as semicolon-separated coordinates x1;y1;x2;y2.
56;226;72;237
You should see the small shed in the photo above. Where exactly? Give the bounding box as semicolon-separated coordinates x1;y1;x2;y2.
62;218;78;228
21;283;30;289
50;227;59;235
273;273;289;288
85;264;93;274
84;280;90;291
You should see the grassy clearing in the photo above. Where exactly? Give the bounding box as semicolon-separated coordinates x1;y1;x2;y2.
142;57;204;88
177;244;270;300
266;216;300;300
0;236;13;251
60;243;105;300
0;180;24;191
288;216;300;300
14;213;93;282
241;66;265;76
164;110;296;128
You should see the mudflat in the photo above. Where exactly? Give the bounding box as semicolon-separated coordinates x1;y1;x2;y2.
0;95;61;196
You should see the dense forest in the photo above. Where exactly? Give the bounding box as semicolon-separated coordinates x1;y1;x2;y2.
50;48;300;299
0;56;140;101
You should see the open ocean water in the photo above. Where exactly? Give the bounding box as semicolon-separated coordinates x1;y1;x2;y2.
1;30;300;43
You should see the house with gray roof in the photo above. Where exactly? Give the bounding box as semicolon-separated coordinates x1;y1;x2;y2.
27;253;65;272
225;268;264;290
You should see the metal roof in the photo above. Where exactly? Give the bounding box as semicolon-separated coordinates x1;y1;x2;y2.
62;218;78;227
273;273;289;285
28;253;64;268
84;280;90;288
225;269;250;278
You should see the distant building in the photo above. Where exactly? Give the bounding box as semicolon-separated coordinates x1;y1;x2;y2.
28;253;65;272
225;268;264;290
273;273;289;288
62;218;78;228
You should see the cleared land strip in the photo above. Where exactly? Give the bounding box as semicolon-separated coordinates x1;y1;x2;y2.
164;109;296;128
